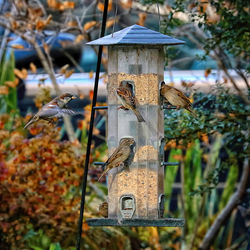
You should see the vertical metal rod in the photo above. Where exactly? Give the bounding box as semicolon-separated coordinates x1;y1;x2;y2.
112;0;118;37
76;1;109;249
156;0;160;31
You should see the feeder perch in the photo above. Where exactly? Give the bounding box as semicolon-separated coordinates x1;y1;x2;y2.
87;25;185;227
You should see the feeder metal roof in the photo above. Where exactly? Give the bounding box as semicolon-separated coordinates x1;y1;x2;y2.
86;24;185;46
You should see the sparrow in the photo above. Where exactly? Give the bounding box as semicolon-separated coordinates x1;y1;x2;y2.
99;201;108;218
24;93;77;128
116;86;145;122
98;137;136;181
160;81;195;114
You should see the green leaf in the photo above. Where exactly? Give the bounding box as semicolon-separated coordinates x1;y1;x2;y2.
218;157;238;211
23;229;38;240
49;242;62;250
29;245;44;250
0;51;17;114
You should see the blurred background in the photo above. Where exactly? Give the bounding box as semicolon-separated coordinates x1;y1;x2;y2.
0;0;249;249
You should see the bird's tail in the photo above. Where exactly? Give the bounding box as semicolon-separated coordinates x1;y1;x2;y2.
24;118;35;129
186;106;197;117
133;109;145;122
98;164;108;182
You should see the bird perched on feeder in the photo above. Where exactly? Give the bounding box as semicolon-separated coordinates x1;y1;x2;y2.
160;81;195;114
98;137;136;181
99;201;108;218
24;93;77;128
116;86;145;122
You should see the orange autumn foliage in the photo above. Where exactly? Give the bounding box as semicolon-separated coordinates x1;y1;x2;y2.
11;44;24;49
83;21;97;31
0;114;105;248
47;0;74;10
137;13;147;26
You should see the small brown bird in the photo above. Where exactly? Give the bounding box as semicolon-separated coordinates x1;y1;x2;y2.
160;81;195;114
24;93;77;128
98;137;136;181
116;86;145;122
99;201;108;218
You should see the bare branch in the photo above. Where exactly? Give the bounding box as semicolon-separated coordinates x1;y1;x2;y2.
174;24;249;103
200;158;249;250
62;50;85;73
0;27;10;63
0;18;76;142
60;26;83;34
235;68;250;89
33;0;47;16
80;0;97;24
33;40;77;142
213;49;250;104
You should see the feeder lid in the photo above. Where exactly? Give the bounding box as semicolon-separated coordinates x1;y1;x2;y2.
86;24;185;46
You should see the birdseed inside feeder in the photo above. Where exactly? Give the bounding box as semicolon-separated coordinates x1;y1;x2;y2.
87;25;185;227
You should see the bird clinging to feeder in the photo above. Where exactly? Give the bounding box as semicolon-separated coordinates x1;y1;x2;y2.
99;201;108;218
160;81;195;114
116;85;145;122
24;93;77;128
98;137;136;182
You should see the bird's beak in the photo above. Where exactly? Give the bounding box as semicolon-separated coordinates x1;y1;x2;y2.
116;89;122;95
71;95;77;99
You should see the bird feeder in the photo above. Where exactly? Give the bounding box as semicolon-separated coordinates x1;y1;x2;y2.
87;25;185;227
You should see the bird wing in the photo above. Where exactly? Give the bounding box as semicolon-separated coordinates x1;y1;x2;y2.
106;145;130;166
175;88;192;105
55;108;76;117
37;106;76;118
133;95;140;108
160;85;170;100
124;89;137;109
36;107;59;118
98;143;131;181
117;87;137;110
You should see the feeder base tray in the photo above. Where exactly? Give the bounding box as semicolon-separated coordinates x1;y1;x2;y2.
87;218;185;227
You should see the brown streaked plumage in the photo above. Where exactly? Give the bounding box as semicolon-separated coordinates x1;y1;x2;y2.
160;81;195;114
24;93;77;128
116;86;145;122
99;201;108;217
98;137;136;181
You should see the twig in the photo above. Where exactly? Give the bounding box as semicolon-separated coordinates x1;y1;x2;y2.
0;20;76;142
176;25;250;104
40;43;76;142
33;0;47;16
80;0;97;24
199;158;249;250
0;5;14;63
235;68;250;89
214;49;250;105
0;27;10;63
62;50;85;73
60;26;82;34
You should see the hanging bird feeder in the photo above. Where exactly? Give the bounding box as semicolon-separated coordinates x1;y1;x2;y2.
86;25;185;227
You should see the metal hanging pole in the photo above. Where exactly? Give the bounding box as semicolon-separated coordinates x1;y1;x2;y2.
76;0;109;249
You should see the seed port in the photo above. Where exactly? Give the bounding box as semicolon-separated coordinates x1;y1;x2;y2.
119;194;136;219
108;73;160;105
